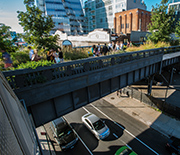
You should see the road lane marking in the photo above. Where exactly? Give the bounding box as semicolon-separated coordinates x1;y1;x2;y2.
64;117;93;155
83;107;90;113
126;144;132;150
90;103;159;155
113;133;118;138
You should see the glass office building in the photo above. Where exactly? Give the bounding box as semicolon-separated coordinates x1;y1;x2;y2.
35;0;85;35
84;0;146;33
169;0;180;25
169;0;180;13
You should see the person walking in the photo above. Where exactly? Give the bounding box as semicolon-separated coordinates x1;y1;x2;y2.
115;42;120;50
120;41;124;51
97;43;101;56
92;45;96;57
102;43;109;55
28;46;34;61
108;42;113;51
58;47;64;63
1;47;13;68
31;49;41;62
47;49;55;62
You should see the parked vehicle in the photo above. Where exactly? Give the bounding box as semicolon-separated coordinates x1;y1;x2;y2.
166;136;180;154
50;117;78;151
81;113;110;140
115;146;137;155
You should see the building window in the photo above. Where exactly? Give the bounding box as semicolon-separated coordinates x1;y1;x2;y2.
100;18;103;23
121;24;124;28
109;12;113;16
126;23;129;28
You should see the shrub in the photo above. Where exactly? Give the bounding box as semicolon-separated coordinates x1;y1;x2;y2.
15;60;54;70
63;47;89;60
0;61;5;71
11;51;30;67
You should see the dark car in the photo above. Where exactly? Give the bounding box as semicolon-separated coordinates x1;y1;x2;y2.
50;117;78;151
166;136;180;154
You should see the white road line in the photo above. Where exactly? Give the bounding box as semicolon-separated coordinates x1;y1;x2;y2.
83;107;90;113
90;103;159;155
64;117;93;155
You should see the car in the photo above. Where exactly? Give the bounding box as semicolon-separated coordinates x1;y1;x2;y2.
81;113;110;140
166;136;180;154
50;117;78;151
115;146;137;155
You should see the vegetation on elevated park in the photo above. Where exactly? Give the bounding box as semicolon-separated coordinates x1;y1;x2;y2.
125;41;172;52
17;0;58;50
1;0;180;71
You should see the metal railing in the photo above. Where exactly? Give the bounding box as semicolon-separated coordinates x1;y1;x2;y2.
2;46;180;91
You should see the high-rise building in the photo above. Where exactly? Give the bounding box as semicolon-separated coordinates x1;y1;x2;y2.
168;0;180;31
169;0;180;20
84;0;147;33
35;0;85;35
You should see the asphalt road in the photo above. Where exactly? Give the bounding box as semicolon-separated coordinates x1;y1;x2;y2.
44;99;170;155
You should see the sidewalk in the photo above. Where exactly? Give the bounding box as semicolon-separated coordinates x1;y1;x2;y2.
103;92;180;138
36;126;56;155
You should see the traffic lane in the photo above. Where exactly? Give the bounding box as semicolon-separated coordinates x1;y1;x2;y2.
43;118;91;155
85;99;169;155
66;106;157;155
65;107;128;155
83;104;158;155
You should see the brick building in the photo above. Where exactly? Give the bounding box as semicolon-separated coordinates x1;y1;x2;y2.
114;8;151;35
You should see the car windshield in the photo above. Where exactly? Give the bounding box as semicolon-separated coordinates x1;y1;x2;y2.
120;148;132;155
58;126;72;139
93;119;105;131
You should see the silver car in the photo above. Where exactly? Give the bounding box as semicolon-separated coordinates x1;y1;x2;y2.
82;113;110;140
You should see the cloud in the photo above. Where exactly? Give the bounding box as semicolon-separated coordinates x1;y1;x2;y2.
0;15;23;33
0;10;23;33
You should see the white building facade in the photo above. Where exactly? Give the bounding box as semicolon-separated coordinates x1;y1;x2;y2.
55;29;110;46
84;0;146;33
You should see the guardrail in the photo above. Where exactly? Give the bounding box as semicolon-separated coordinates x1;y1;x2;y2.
164;45;180;54
2;46;180;91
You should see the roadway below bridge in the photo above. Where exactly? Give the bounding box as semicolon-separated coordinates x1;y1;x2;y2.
39;98;171;155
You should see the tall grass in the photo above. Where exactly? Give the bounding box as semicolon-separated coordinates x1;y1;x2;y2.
63;47;89;60
126;41;171;52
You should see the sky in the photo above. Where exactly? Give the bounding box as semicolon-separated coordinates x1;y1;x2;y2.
0;0;162;33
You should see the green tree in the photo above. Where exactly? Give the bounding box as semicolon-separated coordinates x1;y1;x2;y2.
147;2;175;43
17;0;58;49
0;23;14;52
175;20;180;39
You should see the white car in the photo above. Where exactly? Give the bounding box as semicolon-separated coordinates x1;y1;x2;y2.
81;113;110;140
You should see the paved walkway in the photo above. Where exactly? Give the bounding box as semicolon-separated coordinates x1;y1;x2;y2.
103;92;180;139
36;126;56;155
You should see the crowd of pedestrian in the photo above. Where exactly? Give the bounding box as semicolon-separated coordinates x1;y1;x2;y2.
46;47;63;63
1;41;131;69
28;46;64;64
91;40;131;57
